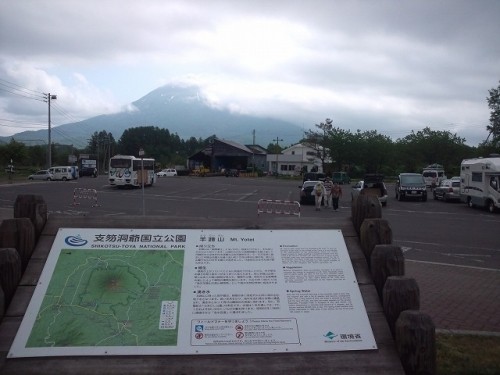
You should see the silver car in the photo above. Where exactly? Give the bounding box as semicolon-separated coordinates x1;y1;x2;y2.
351;175;388;206
28;170;54;181
433;179;460;202
156;168;178;177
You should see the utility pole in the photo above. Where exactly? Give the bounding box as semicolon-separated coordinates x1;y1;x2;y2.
45;93;57;168
273;137;283;176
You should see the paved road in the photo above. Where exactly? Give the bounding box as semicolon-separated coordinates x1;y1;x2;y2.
379;185;500;333
1;176;499;333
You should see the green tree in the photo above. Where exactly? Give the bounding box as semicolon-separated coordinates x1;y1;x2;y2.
86;130;116;172
303;118;334;172
116;126;208;169
26;145;46;170
486;81;500;148
266;142;283;154
323;127;356;172
0;139;27;168
353;130;394;174
395;127;468;176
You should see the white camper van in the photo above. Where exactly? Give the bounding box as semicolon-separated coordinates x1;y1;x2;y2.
48;166;79;181
460;156;500;213
422;164;446;188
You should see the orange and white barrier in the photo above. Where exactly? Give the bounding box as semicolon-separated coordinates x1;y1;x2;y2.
257;199;300;217
72;188;100;207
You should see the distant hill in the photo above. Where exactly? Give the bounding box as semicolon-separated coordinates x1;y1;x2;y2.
1;84;305;148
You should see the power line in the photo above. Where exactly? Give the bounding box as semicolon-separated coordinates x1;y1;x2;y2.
51;126;87;149
0;78;46;102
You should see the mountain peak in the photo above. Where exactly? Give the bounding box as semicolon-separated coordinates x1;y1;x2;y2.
2;84;303;147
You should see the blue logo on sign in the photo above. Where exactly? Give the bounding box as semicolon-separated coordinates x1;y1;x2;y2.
195;325;204;332
64;235;88;247
323;331;338;340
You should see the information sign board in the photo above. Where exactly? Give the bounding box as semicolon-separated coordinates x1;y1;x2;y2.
9;228;376;357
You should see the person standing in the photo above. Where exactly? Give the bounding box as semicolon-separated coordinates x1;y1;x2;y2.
323;177;333;209
312;181;326;211
331;182;342;211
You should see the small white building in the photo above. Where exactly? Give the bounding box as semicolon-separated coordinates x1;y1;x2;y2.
266;143;330;176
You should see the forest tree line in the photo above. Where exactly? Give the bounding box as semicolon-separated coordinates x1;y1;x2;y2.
0;124;497;178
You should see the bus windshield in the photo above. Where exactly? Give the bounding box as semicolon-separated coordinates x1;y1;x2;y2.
110;158;132;168
133;159;155;170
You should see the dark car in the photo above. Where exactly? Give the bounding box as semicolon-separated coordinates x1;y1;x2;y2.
299;180;324;205
433;179;460;202
225;169;239;177
302;172;326;182
395;173;427;201
332;171;351;185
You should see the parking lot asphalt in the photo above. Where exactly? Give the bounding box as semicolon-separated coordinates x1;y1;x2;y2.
1;177;499;335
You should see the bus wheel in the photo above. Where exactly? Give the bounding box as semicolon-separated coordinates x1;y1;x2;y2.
487;200;496;213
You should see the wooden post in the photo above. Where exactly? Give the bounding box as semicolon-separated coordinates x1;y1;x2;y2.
396;310;436;375
383;276;420;337
0;218;35;272
0;248;22;310
370;245;405;301
352;194;382;235
359;218;392;266
14;194;47;241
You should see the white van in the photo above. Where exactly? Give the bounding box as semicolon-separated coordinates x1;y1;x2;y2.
422;164;446;188
48;166;79;181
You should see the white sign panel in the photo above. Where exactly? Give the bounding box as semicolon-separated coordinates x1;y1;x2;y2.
9;229;376;357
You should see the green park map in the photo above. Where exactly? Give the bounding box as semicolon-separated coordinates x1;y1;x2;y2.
26;249;184;348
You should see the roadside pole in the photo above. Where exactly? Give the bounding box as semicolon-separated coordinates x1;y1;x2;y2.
139;148;145;216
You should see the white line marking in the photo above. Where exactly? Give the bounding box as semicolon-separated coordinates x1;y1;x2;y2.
394;240;500;253
406;259;500;272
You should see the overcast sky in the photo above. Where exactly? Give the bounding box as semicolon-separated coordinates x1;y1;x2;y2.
1;0;499;146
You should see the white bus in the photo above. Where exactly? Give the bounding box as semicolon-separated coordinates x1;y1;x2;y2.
108;154;156;187
460;156;500;213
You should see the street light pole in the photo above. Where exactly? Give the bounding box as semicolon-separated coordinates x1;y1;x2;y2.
273;137;283;177
46;93;57;168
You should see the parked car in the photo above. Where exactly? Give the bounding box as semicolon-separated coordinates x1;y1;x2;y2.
433;179;461;202
156;168;177;177
351;174;388;206
28;170;54;181
225;169;239;177
395;173;427;201
332;171;351;184
299;180;324;205
303;172;326;182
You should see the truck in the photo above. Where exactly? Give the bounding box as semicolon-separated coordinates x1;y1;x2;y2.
174;165;189;176
78;155;98;177
460;156;500;213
